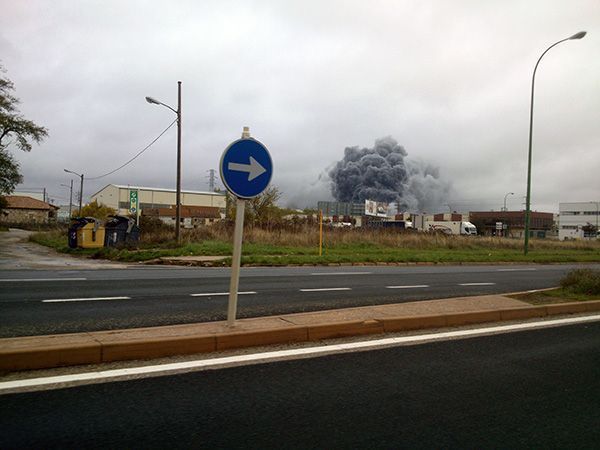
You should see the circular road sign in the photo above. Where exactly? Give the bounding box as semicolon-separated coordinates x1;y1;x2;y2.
220;138;273;199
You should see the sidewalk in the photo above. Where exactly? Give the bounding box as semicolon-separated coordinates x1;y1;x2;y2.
2;294;599;372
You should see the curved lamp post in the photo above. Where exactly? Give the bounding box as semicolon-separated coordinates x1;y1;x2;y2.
524;31;586;254
503;192;514;211
146;81;182;243
64;169;84;216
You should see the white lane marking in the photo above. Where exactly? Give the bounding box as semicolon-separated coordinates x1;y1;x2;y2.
386;285;429;289
458;283;496;286
3;314;599;392
0;278;87;282
310;272;372;276
299;287;352;292
42;296;131;303
497;268;537;272
190;292;257;297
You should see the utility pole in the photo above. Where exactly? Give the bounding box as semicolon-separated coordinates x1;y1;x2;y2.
207;169;216;191
145;81;182;243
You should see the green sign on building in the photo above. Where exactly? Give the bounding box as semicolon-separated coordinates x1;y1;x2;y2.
129;190;138;214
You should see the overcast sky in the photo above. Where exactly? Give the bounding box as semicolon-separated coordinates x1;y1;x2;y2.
2;0;598;213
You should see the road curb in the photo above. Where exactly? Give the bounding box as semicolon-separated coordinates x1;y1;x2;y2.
1;300;599;373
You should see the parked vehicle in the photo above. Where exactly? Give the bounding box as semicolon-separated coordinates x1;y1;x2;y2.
426;221;477;236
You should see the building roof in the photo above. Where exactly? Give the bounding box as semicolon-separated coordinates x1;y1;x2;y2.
90;184;225;198
143;206;221;219
4;196;59;210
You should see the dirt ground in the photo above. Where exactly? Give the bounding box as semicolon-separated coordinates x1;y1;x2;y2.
0;228;128;270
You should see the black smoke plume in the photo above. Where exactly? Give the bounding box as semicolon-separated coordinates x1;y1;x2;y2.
328;136;451;212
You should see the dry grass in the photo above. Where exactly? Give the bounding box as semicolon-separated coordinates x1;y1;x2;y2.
142;223;600;251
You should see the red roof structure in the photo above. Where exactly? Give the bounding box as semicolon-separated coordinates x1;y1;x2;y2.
4;196;58;210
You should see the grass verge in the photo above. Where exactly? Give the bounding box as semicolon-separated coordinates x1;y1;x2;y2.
29;228;600;265
510;269;600;305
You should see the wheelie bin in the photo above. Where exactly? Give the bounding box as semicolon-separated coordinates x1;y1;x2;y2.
68;217;89;248
76;217;105;248
104;215;140;247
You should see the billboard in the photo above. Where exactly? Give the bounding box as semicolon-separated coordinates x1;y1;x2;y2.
365;199;389;217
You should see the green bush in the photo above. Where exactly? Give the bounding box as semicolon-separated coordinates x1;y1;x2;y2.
560;269;600;295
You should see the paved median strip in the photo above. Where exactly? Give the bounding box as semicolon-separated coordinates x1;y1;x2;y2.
190;292;257;297
42;296;131;303
300;288;352;292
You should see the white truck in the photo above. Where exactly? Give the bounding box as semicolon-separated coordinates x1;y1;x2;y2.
425;221;478;236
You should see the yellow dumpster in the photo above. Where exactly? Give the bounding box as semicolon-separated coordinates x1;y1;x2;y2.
76;218;105;248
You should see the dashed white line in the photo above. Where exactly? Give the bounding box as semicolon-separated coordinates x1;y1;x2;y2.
300;287;352;292
42;296;131;303
497;268;537;272
190;292;257;297
386;285;430;289
310;272;372;276
0;278;87;282
458;283;496;286
3;314;599;392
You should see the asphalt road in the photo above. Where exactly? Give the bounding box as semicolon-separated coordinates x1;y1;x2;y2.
1;320;599;449
1;264;598;337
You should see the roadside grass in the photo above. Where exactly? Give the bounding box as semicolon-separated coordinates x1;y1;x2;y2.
30;227;600;265
510;269;600;305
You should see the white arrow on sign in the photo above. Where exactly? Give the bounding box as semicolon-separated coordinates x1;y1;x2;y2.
228;156;266;181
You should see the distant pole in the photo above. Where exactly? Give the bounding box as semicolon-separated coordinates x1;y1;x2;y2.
137;188;141;226
61;181;74;218
64;169;84;216
319;210;323;256
524;31;586;255
145;82;182;243
176;81;182;244
78;174;84;215
503;192;514;211
68;180;73;217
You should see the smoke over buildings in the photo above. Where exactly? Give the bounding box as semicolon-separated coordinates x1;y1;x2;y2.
328;137;451;212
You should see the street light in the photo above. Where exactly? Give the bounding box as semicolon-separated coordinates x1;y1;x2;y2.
64;169;84;216
61;180;73;218
145;81;182;243
524;31;586;255
503;192;514;211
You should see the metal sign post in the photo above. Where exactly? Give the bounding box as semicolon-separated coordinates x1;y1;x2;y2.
227;198;245;326
220;127;273;327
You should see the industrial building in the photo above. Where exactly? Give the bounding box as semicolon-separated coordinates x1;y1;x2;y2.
90;184;226;225
558;201;599;240
469;211;554;238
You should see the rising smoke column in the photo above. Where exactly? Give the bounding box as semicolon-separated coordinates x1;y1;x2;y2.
328;136;451;212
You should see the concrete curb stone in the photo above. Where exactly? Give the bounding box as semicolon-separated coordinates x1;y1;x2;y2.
1;298;599;373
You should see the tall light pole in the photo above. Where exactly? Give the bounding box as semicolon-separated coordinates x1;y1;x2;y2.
592;201;599;238
61;180;73;218
64;169;84;216
503;192;514;211
524;31;586;255
146;81;182;243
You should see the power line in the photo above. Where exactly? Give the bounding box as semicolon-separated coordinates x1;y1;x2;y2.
87;119;177;181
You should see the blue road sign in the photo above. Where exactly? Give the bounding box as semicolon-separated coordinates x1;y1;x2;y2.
220;138;273;199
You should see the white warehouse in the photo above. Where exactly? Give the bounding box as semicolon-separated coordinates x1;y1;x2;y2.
90;184;226;217
558;201;599;240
